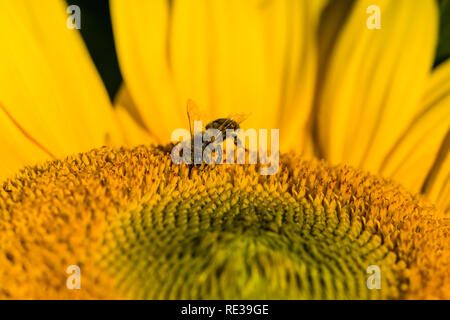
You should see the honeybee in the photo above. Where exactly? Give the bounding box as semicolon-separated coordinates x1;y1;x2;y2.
175;99;249;177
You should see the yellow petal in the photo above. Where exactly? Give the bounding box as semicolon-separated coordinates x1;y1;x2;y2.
317;0;353;67
311;0;354;158
380;60;450;194
0;0;123;160
0;104;51;181
111;0;324;152
274;0;325;151
316;0;438;172
110;0;183;142
423;130;450;213
114;84;161;143
114;104;156;147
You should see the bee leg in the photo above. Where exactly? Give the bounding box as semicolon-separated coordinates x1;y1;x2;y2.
188;164;193;178
234;137;248;152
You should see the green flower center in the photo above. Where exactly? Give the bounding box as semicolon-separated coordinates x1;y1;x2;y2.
0;146;449;299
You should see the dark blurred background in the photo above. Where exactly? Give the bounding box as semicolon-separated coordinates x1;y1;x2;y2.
66;0;450;101
66;0;122;100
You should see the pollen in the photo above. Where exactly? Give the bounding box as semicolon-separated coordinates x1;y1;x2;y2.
0;145;449;299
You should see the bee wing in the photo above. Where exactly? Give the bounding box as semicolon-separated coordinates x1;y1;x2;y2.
186;99;207;135
225;112;250;125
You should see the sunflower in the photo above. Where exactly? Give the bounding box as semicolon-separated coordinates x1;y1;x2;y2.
0;0;449;299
